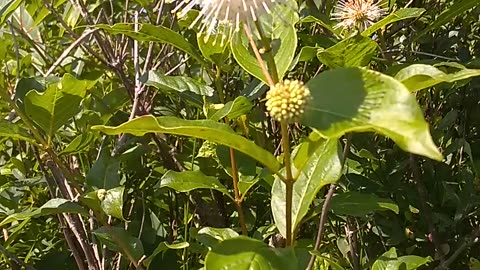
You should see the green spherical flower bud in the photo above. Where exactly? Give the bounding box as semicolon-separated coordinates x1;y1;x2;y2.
265;80;311;122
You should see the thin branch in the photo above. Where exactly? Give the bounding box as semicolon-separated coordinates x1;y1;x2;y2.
346;217;360;270
45;29;100;76
33;148;88;270
41;0;110;67
435;226;480;270
243;26;274;87
47;161;101;270
306;135;351;270
229;148;248;235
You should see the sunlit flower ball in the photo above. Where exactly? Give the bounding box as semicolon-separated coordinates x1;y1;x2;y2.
173;0;287;45
265;80;311;122
332;0;385;32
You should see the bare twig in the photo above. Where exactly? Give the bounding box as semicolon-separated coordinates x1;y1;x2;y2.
243;26;274;87
47;161;101;270
346;217;360;270
33;149;88;270
306;135;351;270
45;29;100;76
435;226;480;270
129;10;143;120
41;0;109;67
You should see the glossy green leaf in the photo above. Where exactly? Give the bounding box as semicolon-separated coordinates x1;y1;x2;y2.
0;198;87;226
101;186;125;220
195;227;239;249
94;226;144;262
96;23;207;65
272;139;342;238
205;236;298;270
416;0;478;39
141;71;214;106
330;191;399;216
362;8;425;36
160;170;233;200
0;120;35;143
394;64;480;92
317;35;377;68
0;0;22;26
144;242;189;269
60;133;96;155
230;4;298;83
372;248;432;270
92;115;281;172
208;96;253;121
24;74;88;143
303;67;442;161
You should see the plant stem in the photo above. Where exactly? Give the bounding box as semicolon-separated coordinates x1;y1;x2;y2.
213;65;247;234
244;22;294;245
253;21;279;83
243;26;275;87
229;148;248;235
281;121;294;246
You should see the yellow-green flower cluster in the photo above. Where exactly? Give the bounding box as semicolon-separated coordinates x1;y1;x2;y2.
265;80;311;122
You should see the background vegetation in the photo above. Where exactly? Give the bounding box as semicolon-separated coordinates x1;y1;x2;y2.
0;0;479;269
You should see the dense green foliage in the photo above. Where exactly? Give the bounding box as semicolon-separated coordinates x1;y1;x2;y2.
0;0;479;269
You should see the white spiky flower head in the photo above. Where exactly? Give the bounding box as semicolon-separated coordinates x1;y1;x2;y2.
173;0;287;45
332;0;386;32
265;80;311;122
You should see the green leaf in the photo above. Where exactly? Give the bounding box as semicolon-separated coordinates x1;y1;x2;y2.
300;15;338;35
94;226;144;262
394;64;480;92
0;120;35;143
470;258;480;270
303;67;442;161
309;251;346;270
24;74;88;143
60;133;96;155
230;4;298;83
362;8;425;36
96;23;207;65
205;236;298;270
92;115;281;172
86;147;121;189
197;31;231;65
141;71;214;106
160;170;233;200
0;198;87;226
272;139;342;238
330;191;399;216
101;186;125;220
208;96;253;121
144;242;189;269
0;0;22;26
317;35;377;68
195;227;239;249
416;0;478;39
372;248;432;270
